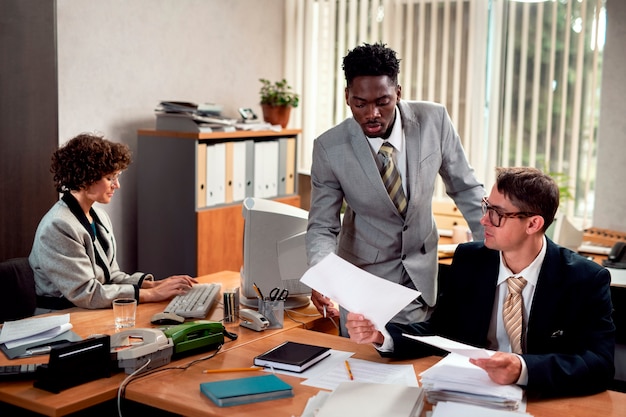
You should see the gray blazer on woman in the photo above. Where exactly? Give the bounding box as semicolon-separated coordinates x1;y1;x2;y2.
30;193;151;309
306;100;484;322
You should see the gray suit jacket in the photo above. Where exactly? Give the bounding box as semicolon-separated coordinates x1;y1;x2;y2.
306;101;484;312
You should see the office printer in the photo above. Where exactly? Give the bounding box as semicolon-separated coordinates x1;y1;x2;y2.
110;328;174;374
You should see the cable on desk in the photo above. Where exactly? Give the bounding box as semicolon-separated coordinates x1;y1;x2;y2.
116;343;223;417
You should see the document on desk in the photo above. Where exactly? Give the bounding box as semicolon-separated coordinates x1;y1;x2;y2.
300;253;421;331
0;313;72;349
402;334;494;359
301;356;418;391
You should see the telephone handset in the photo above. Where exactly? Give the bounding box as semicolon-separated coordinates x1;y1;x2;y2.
163;321;236;356
603;241;626;269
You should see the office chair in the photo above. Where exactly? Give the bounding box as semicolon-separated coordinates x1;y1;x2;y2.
0;257;36;323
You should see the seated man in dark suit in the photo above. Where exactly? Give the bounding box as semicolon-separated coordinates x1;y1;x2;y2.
346;167;615;398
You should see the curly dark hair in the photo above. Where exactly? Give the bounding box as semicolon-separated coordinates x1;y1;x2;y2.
51;133;132;192
495;167;559;231
342;42;401;87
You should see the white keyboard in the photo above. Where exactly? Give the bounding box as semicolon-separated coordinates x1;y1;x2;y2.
163;283;221;319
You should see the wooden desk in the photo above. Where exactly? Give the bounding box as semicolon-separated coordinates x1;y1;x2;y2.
0;271;324;416
124;327;626;417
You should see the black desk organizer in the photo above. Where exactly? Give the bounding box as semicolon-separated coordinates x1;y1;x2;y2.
34;335;111;393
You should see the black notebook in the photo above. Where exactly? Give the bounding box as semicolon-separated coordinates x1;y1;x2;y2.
253;341;331;373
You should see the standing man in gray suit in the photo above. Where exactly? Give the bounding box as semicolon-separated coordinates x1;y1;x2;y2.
306;42;485;335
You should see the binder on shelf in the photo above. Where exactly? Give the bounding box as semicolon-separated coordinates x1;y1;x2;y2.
224;142;234;204
197;143;207;208
253;141;266;198
278;137;296;196
265;140;279;198
278;138;287;196
232;141;247;202
254;140;279;199
244;140;255;198
205;143;226;207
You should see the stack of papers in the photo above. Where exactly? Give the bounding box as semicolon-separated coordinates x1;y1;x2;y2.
0;313;72;349
403;334;525;411
419;353;524;411
432;401;533;417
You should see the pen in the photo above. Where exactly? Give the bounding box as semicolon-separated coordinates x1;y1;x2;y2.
252;282;264;300
202;367;264;374
344;360;354;380
17;346;52;358
323;305;326;318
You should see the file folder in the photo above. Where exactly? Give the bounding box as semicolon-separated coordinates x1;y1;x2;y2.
197;143;207;208
205;143;226;206
224;142;234;204
232;141;247;202
244;140;255;198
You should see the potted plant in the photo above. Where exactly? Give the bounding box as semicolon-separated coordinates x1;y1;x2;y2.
259;78;299;128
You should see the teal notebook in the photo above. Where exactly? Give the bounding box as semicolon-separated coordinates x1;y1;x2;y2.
200;374;293;407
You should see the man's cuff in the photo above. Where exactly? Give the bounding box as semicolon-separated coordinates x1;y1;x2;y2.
374;327;395;352
516;355;528;385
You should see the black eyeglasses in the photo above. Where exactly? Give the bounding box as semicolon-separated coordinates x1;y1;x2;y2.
481;197;538;227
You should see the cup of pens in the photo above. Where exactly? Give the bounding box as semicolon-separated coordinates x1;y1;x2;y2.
258;298;284;329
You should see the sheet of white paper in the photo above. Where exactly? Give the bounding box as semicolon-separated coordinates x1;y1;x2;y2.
0;313;72;349
301;357;418;391
300;253;421;331
402;334;494;359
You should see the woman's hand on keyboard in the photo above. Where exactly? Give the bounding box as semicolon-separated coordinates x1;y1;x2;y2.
139;275;197;303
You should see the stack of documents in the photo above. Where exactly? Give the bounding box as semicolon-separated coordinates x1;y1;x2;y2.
419;353;524;411
432;401;533;417
0;313;80;359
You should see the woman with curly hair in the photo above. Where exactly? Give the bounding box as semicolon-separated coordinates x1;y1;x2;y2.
29;133;196;310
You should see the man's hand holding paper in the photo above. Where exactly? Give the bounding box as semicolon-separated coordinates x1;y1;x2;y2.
300;253;421;332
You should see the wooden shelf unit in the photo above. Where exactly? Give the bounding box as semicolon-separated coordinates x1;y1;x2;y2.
137;129;301;278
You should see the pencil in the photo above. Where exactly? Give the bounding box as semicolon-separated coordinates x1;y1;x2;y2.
344;360;354;380
202;367;264;374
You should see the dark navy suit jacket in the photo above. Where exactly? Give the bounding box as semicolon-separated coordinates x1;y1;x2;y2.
386;239;615;398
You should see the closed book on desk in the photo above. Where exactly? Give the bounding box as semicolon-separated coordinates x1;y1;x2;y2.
253;341;331;372
199;374;293;407
316;381;424;417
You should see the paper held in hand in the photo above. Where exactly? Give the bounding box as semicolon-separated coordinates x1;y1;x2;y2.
300;253;421;331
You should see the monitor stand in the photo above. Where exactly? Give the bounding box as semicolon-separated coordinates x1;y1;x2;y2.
240;295;311;310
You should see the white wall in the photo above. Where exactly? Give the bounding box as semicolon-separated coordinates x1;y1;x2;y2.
56;0;286;273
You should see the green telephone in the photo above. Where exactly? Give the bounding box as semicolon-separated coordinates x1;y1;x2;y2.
163;320;227;356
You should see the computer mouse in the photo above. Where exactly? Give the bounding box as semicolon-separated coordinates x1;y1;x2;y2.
150;312;185;325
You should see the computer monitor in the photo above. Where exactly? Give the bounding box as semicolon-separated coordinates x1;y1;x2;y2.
547;213;583;251
240;197;311;309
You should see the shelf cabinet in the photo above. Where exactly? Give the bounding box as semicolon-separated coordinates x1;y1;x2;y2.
137;129;301;278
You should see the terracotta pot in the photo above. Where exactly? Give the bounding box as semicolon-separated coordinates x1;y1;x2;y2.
261;104;291;128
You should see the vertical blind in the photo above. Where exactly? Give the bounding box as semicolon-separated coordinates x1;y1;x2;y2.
286;0;605;224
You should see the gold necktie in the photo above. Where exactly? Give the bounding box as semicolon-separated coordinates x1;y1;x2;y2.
503;276;527;354
378;142;407;217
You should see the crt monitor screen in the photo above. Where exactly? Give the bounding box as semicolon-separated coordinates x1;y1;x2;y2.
240;197;311;308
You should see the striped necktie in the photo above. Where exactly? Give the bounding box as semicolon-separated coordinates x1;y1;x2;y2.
378;142;407;217
502;276;527;354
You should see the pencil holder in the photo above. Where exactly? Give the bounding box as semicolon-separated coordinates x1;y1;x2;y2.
223;287;240;323
258;299;284;329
